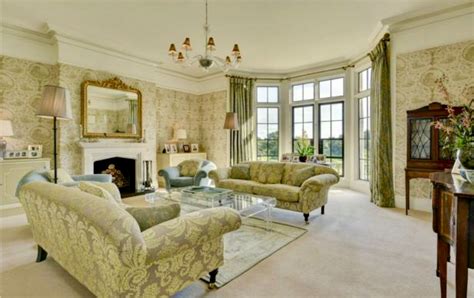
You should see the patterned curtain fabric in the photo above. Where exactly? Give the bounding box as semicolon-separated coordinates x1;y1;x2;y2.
229;77;255;165
369;34;395;207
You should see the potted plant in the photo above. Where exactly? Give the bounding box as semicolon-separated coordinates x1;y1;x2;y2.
295;136;314;163
433;98;473;182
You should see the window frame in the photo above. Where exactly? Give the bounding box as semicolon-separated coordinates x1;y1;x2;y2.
318;77;345;99
318;101;345;176
256;107;280;161
256;86;280;104
355;67;371;181
291;82;315;102
291;104;315;152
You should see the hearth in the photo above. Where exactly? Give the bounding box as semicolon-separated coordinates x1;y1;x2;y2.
94;157;136;195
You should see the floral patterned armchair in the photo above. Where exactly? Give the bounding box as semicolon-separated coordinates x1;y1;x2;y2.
18;182;241;296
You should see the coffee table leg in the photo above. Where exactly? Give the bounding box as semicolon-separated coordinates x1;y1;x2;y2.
264;205;273;231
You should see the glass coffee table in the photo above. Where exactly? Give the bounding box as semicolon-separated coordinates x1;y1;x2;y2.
147;186;277;231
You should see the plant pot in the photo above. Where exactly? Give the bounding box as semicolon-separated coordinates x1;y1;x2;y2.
299;156;308;163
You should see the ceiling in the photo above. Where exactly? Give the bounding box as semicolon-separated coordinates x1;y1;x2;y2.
3;0;470;78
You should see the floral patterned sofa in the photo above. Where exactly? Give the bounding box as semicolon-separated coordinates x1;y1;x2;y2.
209;161;339;223
18;181;241;296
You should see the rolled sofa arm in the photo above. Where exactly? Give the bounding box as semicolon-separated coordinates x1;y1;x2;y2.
158;167;180;190
208;168;231;185
195;161;217;186
142;207;241;260
124;200;180;231
300;174;339;193
72;174;112;183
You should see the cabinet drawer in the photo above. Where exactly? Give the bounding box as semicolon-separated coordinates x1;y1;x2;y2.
439;190;455;244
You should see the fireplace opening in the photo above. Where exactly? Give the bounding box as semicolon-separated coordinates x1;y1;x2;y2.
94;157;136;195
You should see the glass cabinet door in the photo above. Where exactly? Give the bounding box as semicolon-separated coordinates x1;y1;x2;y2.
410;118;432;159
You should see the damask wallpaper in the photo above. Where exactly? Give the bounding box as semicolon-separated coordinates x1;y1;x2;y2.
395;40;474;202
0;55;230;185
0;56;59;161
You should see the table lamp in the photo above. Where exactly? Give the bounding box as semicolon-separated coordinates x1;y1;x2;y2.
175;129;187;152
0;120;14;159
37;85;72;183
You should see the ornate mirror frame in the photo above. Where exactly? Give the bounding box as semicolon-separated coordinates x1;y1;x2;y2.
81;77;143;139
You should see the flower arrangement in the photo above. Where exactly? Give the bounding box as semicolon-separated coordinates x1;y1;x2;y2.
295;133;314;162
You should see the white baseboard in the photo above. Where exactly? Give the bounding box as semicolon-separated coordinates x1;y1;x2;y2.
395;195;432;213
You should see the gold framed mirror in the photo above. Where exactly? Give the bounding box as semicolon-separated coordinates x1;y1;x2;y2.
81;77;142;139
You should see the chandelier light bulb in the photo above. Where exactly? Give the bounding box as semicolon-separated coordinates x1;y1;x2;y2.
225;56;231;64
232;44;240;56
177;52;185;62
168;43;177;56
207;37;216;51
237;55;242;63
182;37;192;50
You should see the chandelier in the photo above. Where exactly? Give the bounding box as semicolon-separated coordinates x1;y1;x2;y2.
167;0;242;72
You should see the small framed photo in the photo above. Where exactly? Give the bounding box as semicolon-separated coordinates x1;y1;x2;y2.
28;144;43;152
5;151;15;159
292;155;300;163
191;144;199;153
183;144;191;153
28;150;41;158
164;144;171;153
170;144;178;153
281;153;292;162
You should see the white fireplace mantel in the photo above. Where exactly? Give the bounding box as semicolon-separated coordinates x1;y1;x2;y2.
79;142;148;191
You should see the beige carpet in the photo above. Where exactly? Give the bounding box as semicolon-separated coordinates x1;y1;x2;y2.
2;189;474;297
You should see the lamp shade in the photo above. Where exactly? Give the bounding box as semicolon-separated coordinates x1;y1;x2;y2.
224;112;239;130
176;129;187;140
37;85;72;120
0;120;14;137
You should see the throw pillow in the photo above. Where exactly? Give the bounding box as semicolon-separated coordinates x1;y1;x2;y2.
230;163;250;180
257;162;285;184
178;159;203;177
47;168;74;184
78;181;119;206
290;166;315;186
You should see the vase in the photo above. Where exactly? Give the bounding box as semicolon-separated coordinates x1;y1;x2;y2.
299;156;308;163
457;144;474;183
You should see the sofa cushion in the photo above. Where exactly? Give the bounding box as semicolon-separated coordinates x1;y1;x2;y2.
257;162;286;184
178;159;202;177
47;168;74;184
252;183;300;203
78;181;119;206
218;179;261;194
288;166;315;187
230;163;250;180
282;163;315;185
249;162;263;182
170;177;194;187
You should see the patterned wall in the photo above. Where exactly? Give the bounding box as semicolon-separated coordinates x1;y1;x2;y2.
395;40;474;201
0;56;59;162
199;90;229;168
0;55;230;182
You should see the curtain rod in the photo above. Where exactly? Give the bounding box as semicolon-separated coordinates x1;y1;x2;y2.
226;33;390;82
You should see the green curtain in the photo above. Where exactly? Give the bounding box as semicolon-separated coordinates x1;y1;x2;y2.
369;35;395;207
229;77;255;165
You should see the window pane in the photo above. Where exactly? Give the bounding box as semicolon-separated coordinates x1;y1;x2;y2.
268;108;278;124
320;122;331;139
332;121;343;138
359;159;367;180
331;140;343;157
367;68;372;89
294;123;303;138
320;105;331;121
322;140;331;156
303;83;314;100
303;106;313;122
257;108;267;124
257;87;267;103
268;87;278;103
268;124;278;138
257;124;268;139
268;140;278;156
332;78;344;97
303;123;313;138
360;70;367;91
359;140;365;159
293;85;303;101
257;141;267;156
294;107;303;123
319;80;331;98
331;158;343;175
331;103;343;120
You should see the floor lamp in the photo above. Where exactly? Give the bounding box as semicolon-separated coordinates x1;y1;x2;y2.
37;86;72;184
224;112;239;165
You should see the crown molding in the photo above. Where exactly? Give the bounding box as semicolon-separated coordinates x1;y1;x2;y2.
383;2;473;33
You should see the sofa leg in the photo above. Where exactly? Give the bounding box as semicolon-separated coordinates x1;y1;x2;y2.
321;205;325;215
303;213;309;224
36;245;47;262
208;268;218;289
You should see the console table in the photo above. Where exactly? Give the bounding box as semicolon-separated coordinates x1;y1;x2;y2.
431;172;474;298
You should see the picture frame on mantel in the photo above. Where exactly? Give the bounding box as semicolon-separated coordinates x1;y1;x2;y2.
191;144;199;153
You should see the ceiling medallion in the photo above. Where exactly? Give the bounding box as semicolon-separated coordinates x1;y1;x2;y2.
167;0;242;73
